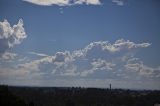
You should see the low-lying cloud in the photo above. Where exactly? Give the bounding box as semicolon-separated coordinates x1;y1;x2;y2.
1;39;160;88
13;39;159;80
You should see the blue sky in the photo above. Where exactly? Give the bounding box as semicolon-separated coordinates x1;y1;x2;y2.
0;0;160;89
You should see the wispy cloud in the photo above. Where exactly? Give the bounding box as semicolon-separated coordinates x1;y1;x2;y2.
112;0;125;6
23;0;101;6
28;52;49;57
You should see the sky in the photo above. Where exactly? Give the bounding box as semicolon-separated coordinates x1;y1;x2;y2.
0;0;160;90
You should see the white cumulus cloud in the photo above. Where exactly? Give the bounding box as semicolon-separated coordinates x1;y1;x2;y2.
0;19;27;55
23;0;101;6
12;39;156;80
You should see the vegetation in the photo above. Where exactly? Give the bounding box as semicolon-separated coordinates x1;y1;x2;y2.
0;85;26;106
0;85;160;106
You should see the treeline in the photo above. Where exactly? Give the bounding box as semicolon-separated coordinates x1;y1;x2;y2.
0;85;26;106
0;85;160;106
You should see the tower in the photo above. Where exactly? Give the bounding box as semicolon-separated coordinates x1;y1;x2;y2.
109;84;111;90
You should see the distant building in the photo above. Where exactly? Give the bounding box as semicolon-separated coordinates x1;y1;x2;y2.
109;84;111;90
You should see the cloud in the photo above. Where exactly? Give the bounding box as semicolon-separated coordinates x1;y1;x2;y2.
0;19;27;56
80;59;116;77
23;0;101;6
12;39;157;80
125;58;160;77
18;56;53;72
23;0;70;6
91;59;115;70
1;39;159;89
17;51;75;77
72;39;151;58
0;52;17;60
28;52;49;57
112;0;125;6
53;51;73;63
74;0;101;5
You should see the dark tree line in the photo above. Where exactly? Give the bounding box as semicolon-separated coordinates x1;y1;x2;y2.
0;85;160;106
0;85;26;106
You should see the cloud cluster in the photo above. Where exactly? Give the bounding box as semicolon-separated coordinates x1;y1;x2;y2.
1;39;160;89
23;0;101;6
14;39;159;81
0;19;27;56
